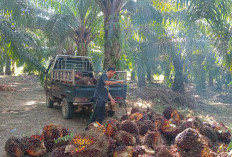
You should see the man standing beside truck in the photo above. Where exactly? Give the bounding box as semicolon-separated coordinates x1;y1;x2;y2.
88;67;123;125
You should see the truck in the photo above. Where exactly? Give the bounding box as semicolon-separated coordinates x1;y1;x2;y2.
44;55;127;119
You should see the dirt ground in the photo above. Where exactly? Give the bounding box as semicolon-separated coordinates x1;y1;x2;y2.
0;76;232;156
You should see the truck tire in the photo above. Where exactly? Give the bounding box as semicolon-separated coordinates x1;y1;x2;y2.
46;95;54;108
61;98;74;119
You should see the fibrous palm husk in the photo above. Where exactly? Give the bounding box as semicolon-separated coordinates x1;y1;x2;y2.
42;124;69;151
5;137;25;157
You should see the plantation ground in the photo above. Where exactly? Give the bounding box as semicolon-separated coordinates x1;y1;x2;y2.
0;75;232;156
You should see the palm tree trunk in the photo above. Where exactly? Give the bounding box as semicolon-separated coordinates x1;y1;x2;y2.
208;71;214;87
131;71;136;81
103;13;121;69
5;56;12;75
137;63;146;87
172;54;184;93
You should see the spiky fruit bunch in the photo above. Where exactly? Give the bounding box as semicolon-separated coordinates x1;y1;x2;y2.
70;130;111;157
131;107;141;114
200;124;218;143
162;106;175;120
70;134;94;153
104;119;120;137
161;120;179;143
130;112;148;122
214;123;231;143
121;120;139;135
5;137;25;157
42;124;69;151
137;120;155;135
155;145;173;157
132;146;145;157
21;135;46;157
113;146;133;157
175;128;200;150
113;131;136;146
146;108;156;119
120;114;129;122
51;145;70;157
186;117;203;130
163;106;180;124
153;116;164;130
144;131;164;149
88;122;106;135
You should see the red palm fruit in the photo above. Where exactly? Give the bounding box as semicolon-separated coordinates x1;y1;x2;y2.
121;120;139;135
5;137;25;157
153;116;164;130
130;112;148;122
200;124;218;143
120;114;129;122
21;135;46;157
131;107;141;114
104;119;120;137
144;131;164;149
175;128;200;151
161;120;179;143
113;131;136;146
163;106;180;124
42;124;69;151
137;120;155;135
155;145;173;157
214;123;231;144
70;134;94;153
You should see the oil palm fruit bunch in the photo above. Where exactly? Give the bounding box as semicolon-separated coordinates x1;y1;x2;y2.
137;120;155;136
162;106;181;124
21;135;46;156
104;119;120;137
213;122;231;144
130;112;148;122
175;128;214;157
155;145;173;157
113;131;136;146
144;130;164;149
51;145;70;157
120;120;139;135
5;137;25;157
87;122;106;135
160;120;179;144
42;124;69;151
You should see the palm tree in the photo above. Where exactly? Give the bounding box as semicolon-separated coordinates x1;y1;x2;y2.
36;0;103;56
95;0;129;69
0;16;46;73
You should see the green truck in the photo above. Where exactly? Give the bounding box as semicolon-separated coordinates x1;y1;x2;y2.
44;55;127;119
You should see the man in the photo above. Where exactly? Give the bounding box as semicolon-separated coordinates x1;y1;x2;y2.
88;67;123;125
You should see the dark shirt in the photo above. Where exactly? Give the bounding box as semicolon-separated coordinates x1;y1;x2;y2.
94;73;109;102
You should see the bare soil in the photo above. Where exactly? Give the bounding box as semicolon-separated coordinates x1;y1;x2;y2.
0;76;232;156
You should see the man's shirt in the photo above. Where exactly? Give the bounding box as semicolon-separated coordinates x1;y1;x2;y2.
94;73;109;102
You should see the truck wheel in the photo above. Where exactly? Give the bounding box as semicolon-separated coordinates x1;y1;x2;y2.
46;95;54;108
61;98;74;119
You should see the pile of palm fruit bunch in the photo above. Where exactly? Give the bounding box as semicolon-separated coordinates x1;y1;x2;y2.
0;84;17;91
5;106;232;157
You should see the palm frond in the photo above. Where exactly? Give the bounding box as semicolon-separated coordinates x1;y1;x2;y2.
0;18;45;72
